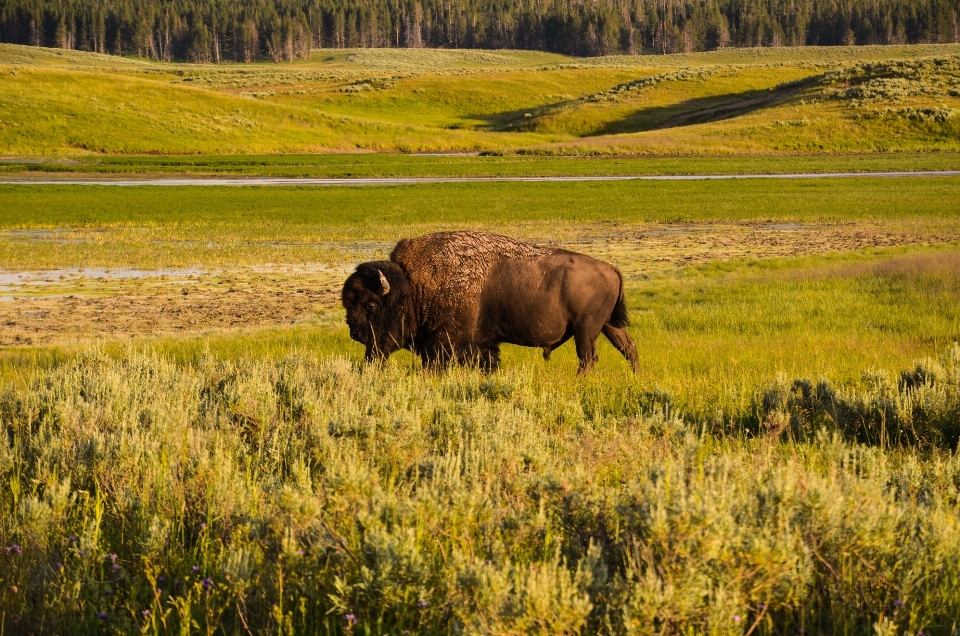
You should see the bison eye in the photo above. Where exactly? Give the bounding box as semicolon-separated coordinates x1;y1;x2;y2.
367;302;377;311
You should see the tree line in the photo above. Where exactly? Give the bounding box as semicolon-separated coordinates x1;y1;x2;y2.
1;0;958;61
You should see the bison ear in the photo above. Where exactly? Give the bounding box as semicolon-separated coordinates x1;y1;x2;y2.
377;269;390;296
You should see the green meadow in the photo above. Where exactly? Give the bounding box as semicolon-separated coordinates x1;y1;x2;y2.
2;43;960;158
6;152;960;179
3;44;960;635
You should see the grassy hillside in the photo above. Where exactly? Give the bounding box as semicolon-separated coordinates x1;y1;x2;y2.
2;43;960;157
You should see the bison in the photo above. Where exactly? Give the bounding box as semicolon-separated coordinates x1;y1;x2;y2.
341;231;639;374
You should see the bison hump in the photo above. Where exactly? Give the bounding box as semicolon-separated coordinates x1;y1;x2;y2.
391;231;550;324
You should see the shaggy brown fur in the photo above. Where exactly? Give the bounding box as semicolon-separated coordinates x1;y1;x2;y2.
342;231;639;373
391;231;551;337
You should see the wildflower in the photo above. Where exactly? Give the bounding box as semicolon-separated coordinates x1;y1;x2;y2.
97;612;109;620
894;599;904;608
10;586;17;594
109;553;118;562
733;615;741;623
192;566;200;573
10;614;20;624
105;589;113;596
200;522;207;530
418;600;428;608
202;577;213;590
345;614;357;625
158;575;164;582
297;550;304;556
78;550;86;556
56;561;64;570
758;603;766;611
142;610;151;617
112;563;120;572
8;545;22;556
69;535;77;543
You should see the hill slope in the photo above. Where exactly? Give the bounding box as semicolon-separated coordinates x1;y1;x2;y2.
1;44;959;156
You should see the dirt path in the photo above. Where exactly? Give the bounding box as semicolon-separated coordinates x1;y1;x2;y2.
2;171;960;186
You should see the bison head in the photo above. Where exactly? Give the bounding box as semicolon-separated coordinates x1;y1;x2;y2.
342;261;413;363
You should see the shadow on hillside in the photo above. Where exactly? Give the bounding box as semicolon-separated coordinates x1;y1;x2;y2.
466;77;816;136
592;80;815;136
465;100;574;132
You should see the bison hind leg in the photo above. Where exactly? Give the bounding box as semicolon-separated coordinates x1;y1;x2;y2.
602;323;640;373
573;325;601;375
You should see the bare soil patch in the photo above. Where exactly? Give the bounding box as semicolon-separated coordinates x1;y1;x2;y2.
1;222;957;346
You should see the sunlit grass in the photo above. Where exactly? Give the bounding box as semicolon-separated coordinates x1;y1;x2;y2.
2;43;960;156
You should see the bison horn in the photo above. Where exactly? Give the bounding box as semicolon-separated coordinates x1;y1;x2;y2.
377;269;390;295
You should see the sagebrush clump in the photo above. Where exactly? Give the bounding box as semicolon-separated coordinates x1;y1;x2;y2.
2;348;960;634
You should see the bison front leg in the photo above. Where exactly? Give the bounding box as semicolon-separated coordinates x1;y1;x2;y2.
418;335;456;372
478;345;501;374
364;345;386;365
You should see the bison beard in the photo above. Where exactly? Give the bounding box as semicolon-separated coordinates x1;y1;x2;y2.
341;231;639;374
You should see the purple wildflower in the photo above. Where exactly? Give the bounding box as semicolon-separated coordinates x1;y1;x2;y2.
109;553;118;562
894;599;904;608
733;615;741;623
142;610;151;617
112;563;120;572
69;535;77;543
9;545;22;556
200;522;207;530
56;561;63;570
202;577;213;590
78;549;86;556
345;614;357;625
192;566;200;573
758;603;766;611
105;589;113;596
158;575;164;582
97;612;109;620
418;600;428;608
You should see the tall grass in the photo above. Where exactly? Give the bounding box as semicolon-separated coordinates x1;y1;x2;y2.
1;346;960;634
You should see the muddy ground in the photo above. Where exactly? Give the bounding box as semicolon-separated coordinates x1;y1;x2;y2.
2;221;958;347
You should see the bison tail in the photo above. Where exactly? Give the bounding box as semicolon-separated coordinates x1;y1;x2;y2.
609;270;630;328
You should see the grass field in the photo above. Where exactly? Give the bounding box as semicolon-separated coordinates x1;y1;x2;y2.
6;152;960;179
2;43;960;158
1;177;960;633
3;44;960;636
